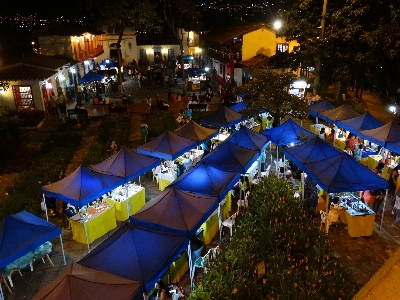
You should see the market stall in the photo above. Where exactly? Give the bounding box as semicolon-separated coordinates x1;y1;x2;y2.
338;194;376;237
78;223;189;294
42;166;125;250
186;68;209;91
90;147;159;220
173;120;218;146
226;126;269;154
32;262;143;300
309;99;336;123
284;138;388;236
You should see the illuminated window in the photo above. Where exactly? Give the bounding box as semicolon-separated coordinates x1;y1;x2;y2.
277;43;289;53
12;85;35;111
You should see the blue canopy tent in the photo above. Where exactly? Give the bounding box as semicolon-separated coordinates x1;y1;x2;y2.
173;120;218;146
32;263;144;300
0;211;66;277
78;223;188;293
199;105;246;128
228;101;248;113
170;163;240;200
309;99;336;120
130;188;219;237
202;141;259;173
42;167;125;251
137;131;198;161
337;112;384;134
78;70;104;83
263;118;316;176
263;118;316;146
42;166;125;208
226;127;269;154
130;187;219;287
319;104;360;125
90;147;160;218
358;121;400;154
99;59;118;68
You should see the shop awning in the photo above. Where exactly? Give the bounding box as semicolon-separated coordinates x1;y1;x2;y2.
79;70;104;83
226;126;269;153
337;111;384;135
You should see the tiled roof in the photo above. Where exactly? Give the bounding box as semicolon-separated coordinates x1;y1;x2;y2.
21;55;78;69
0;63;57;81
33;22;104;37
202;23;271;44
238;54;270;69
136;33;180;46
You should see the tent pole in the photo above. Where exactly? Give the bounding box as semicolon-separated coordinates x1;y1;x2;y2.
42;194;49;221
325;193;330;233
125;184;131;219
302;172;305;200
143;293;148;300
139;175;141;185
84;221;90;253
284;154;286;176
218;204;222;243
187;242;194;288
270;142;272;174
0;283;3;300
316;117;319;124
59;234;67;265
159;161;163;191
276;146;278;175
379;189;389;235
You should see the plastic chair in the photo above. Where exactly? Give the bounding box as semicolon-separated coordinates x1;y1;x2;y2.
193;249;211;273
221;212;237;237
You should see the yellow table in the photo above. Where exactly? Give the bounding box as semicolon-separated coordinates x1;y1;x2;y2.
106;188;145;221
339;208;375;237
169;251;189;284
200;193;231;245
158;173;176;191
334;138;346;150
70;205;117;244
368;155;392;180
252;124;261;133
262;118;267;130
359;157;368;166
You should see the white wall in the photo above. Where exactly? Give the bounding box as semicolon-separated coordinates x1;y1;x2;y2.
0;80;45;112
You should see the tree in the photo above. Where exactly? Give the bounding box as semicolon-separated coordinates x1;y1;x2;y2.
189;176;357;299
236;69;309;124
86;0;161;97
159;0;201;94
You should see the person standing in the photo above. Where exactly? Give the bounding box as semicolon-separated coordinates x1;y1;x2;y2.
49;94;58;117
58;94;67;116
146;94;152;110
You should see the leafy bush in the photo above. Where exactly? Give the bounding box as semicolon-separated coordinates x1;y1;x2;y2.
145;111;177;139
189;176;357;300
0;132;81;219
82;116;131;166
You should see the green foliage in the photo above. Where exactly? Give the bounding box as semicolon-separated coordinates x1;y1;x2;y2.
0;132;81;219
82;116;131;166
236;69;310;122
145;111;177;139
189;176;357;300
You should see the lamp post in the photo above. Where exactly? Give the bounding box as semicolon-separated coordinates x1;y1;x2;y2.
314;0;328;92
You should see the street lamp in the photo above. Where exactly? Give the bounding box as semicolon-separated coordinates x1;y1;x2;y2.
273;20;282;30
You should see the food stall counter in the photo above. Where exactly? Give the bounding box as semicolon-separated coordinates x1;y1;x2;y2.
368;155;394;180
338;195;375;237
105;186;145;221
159;172;177;191
169;251;189;284
70;204;116;245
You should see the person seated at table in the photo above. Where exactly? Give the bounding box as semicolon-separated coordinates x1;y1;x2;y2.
182;155;193;171
155;279;171;300
328;128;335;140
160;161;169;173
360;189;375;210
319;127;326;140
185;107;192;119
344;145;353;156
